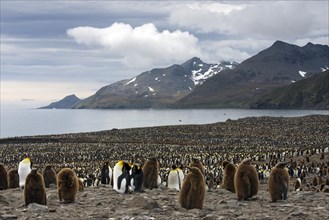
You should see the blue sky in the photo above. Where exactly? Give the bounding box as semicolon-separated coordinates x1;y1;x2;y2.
1;0;328;107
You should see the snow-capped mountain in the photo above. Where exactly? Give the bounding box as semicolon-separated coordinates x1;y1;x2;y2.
175;41;329;108
72;57;237;109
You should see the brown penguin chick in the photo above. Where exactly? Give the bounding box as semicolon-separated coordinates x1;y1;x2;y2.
268;162;290;202
222;161;236;193
0;164;8;190
142;156;159;190
189;158;205;176
179;167;206;210
294;178;302;191
78;179;84;191
43;165;57;188
234;158;259;201
57;168;79;203
312;176;318;186
320;152;325;160
318;176;323;185
7;169;19;188
24;169;47;206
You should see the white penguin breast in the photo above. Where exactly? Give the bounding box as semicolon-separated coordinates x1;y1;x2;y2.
18;162;31;187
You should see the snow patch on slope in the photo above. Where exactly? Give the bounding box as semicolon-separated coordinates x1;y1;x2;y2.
299;71;306;78
191;64;225;85
126;77;136;85
321;66;329;72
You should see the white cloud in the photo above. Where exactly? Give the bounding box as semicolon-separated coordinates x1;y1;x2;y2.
294;37;329;47
169;1;328;39
67;22;201;67
199;39;274;63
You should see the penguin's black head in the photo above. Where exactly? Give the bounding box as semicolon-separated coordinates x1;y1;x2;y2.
132;164;142;174
123;162;132;172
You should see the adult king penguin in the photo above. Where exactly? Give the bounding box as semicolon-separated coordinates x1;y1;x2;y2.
129;163;143;192
18;158;32;189
113;160;131;193
167;165;184;191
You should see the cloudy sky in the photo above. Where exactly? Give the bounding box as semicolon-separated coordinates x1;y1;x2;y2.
1;0;328;107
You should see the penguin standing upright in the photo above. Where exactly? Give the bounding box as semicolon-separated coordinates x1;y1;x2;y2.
143;156;160;190
42;165;57;188
100;162;112;185
24;169;47;206
234;158;259;201
167;165;184;191
57;168;79;203
7;169;19;188
0;164;8;190
113;160;131;193
222;161;236;193
18;158;32;188
268;162;290;202
129;163;143;192
179;167;205;209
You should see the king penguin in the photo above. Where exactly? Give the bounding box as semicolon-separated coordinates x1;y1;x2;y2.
268;162;290;202
179;167;205;209
129;163;143;192
100;162;112;185
0;164;8;190
18;158;32;188
167;165;184;191
113;160;131;193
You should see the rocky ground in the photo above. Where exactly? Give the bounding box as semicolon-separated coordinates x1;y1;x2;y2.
1;180;329;220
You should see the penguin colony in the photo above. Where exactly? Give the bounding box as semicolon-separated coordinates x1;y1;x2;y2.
0;115;328;208
0;153;328;209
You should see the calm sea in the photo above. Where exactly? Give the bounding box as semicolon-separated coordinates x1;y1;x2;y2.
1;108;328;138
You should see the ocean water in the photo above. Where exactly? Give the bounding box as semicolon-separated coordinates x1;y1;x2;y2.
0;108;328;138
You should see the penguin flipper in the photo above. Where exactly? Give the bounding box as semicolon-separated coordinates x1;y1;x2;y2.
117;173;125;190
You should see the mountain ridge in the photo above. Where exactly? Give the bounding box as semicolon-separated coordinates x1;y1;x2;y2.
173;41;329;108
39;94;81;109
72;57;237;109
250;70;329;109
